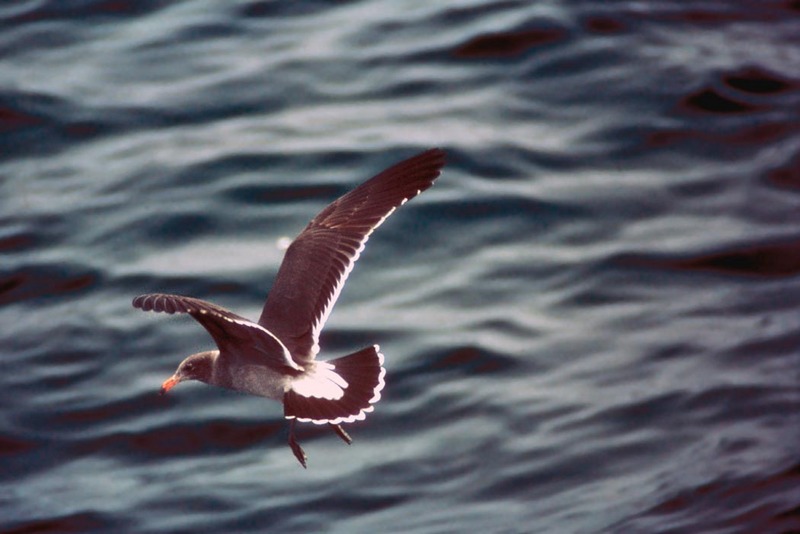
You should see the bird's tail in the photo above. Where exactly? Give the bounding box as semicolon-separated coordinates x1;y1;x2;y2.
284;345;386;425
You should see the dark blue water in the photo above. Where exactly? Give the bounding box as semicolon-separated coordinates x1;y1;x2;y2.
3;1;800;533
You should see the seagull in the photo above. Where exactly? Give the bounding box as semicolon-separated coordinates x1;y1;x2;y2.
133;148;446;467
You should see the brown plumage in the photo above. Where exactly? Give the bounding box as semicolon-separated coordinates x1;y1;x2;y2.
133;148;446;467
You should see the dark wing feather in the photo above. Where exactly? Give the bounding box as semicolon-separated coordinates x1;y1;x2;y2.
258;148;446;364
133;293;301;372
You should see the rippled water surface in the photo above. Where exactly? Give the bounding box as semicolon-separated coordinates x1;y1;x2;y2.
3;1;800;533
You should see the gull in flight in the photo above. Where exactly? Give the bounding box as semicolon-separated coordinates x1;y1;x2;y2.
133;148;446;467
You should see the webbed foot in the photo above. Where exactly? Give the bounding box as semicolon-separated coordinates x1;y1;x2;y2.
288;420;307;468
330;423;352;445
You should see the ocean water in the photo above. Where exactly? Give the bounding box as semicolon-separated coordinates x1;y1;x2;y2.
3;1;800;533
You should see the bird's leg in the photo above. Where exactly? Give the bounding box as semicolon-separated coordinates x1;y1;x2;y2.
330;423;352;445
288;419;307;469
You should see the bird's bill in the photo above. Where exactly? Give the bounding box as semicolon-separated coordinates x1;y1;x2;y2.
160;375;180;395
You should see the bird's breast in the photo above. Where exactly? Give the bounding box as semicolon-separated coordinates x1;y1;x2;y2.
216;364;289;400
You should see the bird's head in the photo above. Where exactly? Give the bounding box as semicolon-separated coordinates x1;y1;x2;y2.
160;350;217;394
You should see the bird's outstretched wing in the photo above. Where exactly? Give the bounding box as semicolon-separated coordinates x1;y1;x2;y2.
133;293;302;372
258;148;446;365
